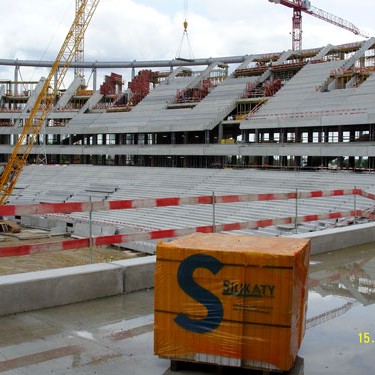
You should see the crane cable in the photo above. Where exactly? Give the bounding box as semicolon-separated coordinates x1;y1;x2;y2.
176;0;194;61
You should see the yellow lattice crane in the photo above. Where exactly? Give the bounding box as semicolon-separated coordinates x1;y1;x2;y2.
0;0;100;206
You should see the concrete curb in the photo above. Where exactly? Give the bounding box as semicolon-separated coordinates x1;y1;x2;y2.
0;257;155;317
112;256;156;293
1;223;375;316
293;222;375;254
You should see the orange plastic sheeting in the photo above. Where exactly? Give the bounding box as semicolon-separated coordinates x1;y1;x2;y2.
154;233;310;371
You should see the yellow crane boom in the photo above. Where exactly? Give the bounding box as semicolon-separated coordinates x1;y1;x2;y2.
0;0;100;205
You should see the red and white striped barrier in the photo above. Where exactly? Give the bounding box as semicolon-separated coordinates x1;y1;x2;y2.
0;188;366;217
359;190;375;202
0;209;364;258
308;256;371;288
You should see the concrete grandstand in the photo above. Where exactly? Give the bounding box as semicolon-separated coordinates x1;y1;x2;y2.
1;38;375;170
4;164;375;253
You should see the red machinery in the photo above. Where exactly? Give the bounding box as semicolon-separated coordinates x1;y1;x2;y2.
269;0;368;51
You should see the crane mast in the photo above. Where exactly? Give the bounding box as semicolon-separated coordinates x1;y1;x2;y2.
0;0;100;206
75;0;86;78
269;0;368;51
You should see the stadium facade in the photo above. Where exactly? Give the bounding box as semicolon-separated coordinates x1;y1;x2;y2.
1;38;375;170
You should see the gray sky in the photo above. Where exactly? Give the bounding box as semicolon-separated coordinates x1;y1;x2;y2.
0;0;373;86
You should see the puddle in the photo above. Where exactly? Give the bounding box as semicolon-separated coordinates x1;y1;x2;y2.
300;243;375;374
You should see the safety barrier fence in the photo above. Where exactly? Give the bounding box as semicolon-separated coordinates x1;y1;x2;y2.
0;188;368;217
0;188;374;258
0;208;370;258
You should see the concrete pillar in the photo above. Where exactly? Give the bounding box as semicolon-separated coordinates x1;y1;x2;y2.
282;129;288;143
294;129;301;169
338;127;343;142
205;130;210;144
370;125;375;142
92;66;97;91
14;63;19;96
369;157;375;170
242;129;249;143
255;129;259;143
349;156;355;169
218;124;223;143
91;135;98;165
295;128;301;143
318;129;323;143
337;157;343;169
307;131;314;166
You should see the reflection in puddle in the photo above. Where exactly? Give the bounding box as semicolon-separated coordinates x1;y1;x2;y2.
299;243;375;374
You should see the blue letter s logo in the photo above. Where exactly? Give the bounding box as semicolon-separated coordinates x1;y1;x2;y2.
174;254;224;333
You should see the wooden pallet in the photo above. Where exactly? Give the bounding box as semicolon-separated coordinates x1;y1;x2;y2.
168;356;304;375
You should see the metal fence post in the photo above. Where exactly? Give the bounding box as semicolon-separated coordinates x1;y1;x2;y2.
354;186;357;225
89;196;93;264
212;191;216;233
295;188;298;233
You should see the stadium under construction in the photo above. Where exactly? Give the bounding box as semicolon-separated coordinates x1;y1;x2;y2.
1;2;375;372
1;38;375;170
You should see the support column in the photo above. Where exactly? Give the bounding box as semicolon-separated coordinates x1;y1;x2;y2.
92;66;97;91
255;129;259;143
370;124;375;142
307;130;314;166
14;63;19;97
205;130;210;144
294;128;301;168
91;134;98;165
349;156;355;169
218;124;223;143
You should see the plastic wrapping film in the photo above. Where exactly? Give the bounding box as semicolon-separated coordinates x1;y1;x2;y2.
154;233;310;372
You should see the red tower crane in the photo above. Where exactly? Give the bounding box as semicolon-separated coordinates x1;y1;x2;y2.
269;0;369;51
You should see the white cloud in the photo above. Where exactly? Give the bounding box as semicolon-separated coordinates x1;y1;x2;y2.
0;0;373;85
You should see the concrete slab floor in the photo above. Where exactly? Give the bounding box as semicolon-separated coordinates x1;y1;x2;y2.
0;243;375;374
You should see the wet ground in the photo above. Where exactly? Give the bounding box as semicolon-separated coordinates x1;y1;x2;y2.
0;242;374;374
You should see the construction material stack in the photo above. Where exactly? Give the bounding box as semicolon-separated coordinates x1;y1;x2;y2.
128;70;156;106
99;73;123;95
154;233;310;372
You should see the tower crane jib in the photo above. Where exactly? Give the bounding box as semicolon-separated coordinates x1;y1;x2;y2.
268;0;369;51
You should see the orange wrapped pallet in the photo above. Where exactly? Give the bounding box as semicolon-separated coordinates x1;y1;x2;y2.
154;233;310;372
